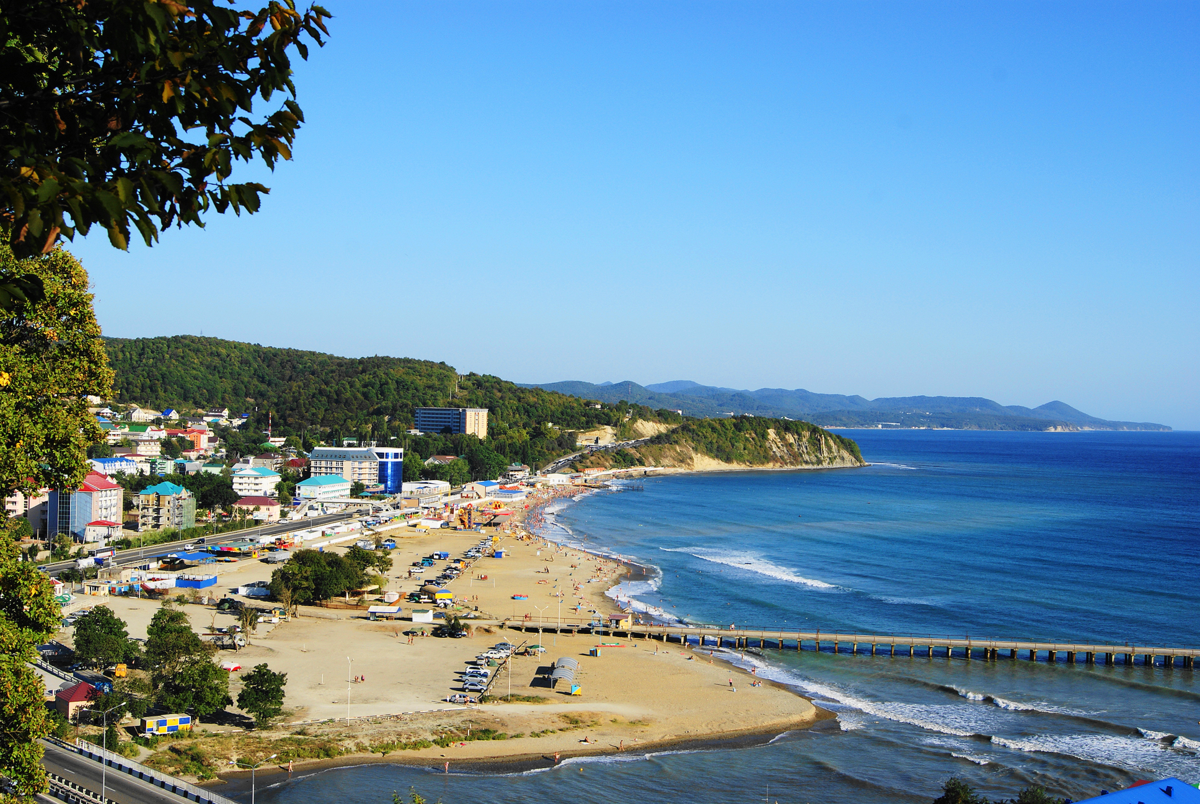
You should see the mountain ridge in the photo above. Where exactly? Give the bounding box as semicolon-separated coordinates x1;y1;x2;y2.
521;380;1169;431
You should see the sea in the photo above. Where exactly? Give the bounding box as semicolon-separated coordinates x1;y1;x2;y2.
243;430;1200;804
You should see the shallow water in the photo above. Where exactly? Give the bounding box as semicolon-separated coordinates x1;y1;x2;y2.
245;430;1200;804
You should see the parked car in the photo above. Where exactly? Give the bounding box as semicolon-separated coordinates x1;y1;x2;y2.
494;642;516;652
445;694;472;704
462;680;486;692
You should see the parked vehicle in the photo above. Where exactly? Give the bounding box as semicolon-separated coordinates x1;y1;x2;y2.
462;680;486;692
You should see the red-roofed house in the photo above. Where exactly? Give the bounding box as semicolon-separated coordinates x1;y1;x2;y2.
84;520;123;543
233;496;281;522
48;472;123;543
55;681;96;720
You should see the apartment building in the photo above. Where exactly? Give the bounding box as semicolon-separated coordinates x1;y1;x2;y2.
414;407;488;439
47;473;123;541
137;482;197;532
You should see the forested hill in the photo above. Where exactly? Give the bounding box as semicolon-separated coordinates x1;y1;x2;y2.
103;336;682;467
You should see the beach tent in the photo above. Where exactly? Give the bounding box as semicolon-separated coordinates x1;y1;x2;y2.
368;605;403;621
550;657;579;688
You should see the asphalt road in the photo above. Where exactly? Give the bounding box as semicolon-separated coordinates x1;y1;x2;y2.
40;511;355;578
41;741;189;804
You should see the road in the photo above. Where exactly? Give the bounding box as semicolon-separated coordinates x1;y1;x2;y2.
41;741;189;804
541;437;653;474
39;511;356;578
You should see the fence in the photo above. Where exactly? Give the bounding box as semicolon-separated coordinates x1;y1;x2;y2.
46;737;238;804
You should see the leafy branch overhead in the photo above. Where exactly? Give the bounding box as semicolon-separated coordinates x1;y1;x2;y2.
0;0;330;258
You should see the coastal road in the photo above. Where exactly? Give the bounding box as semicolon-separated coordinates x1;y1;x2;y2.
39;511;356;579
542;437;653;474
41;742;189;804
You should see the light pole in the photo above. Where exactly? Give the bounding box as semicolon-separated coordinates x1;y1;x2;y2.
234;754;277;804
346;656;352;725
534;605;548;651
556;598;562;647
97;703;122;804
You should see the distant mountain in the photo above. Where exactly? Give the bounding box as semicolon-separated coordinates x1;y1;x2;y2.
521;380;1169;431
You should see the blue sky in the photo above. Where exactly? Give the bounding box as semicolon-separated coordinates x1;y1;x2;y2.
72;1;1198;428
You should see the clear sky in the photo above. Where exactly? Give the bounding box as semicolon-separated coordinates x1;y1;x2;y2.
71;1;1199;429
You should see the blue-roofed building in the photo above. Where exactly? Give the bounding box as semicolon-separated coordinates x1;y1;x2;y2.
90;456;139;477
137;482;196;532
1076;778;1200;803
232;466;280;497
465;480;499;498
296;474;351;500
161;408;178;420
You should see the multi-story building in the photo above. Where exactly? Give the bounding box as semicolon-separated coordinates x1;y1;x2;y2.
295;474;351;500
5;488;50;537
308;447;379;486
137;482;196;532
232;467;280;498
47;473;123;542
372;446;404;494
89;457;140;477
307;445;404;493
414;407;488;440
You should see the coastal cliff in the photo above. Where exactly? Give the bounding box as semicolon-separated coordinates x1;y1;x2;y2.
572;418;866;472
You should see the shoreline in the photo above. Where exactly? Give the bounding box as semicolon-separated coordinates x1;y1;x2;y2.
174;480;827;790
209;712;839;794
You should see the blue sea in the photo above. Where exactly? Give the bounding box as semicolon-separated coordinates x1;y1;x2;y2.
244;430;1200;804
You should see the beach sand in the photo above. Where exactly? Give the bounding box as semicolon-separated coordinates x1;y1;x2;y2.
60;489;823;781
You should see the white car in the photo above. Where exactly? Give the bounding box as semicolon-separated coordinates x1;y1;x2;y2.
463;668;490;679
478;650;506;660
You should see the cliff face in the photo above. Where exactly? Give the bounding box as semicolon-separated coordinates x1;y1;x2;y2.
574;420;867;473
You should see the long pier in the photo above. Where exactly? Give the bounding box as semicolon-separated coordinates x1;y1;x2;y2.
501;620;1198;669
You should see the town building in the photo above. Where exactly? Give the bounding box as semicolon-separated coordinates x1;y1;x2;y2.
305;445;403;492
89;456;140;476
47;473;123;542
295;474;351;500
423;455;459;466
128;406;159;423
400;480;450;507
4;488;49;537
249;453;282;471
137;482;197;531
232;467;280;497
414;407;489;439
233;496;281;522
55;681;96;721
465;480;499;499
373;446;404;494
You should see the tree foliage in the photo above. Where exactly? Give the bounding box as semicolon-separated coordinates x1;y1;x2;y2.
145;601;210;680
931;778;1069;804
0;244;112;496
646;417;864;466
72;605;137;668
269;548;364;604
156;655;231;721
0;529;60;796
1;0;330;259
236;663;286;727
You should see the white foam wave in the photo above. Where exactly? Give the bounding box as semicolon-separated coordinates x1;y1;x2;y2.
951;752;991;766
991;733;1200;778
1139;728;1172;741
658;547;838;590
1173;736;1200;752
954;688;985;702
991;697;1035;712
870;462;918;470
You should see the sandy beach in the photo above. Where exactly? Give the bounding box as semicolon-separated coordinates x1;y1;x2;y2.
59;487;824;783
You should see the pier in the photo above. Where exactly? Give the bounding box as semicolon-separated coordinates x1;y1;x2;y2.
501;620;1198;669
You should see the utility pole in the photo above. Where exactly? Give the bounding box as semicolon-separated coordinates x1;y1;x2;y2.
346;656;352;725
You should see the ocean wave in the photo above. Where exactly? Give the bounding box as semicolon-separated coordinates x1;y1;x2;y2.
658;547;839;590
1173;736;1200;752
943;686;1100;718
950;752;991;766
870;462;919;470
991;733;1200;778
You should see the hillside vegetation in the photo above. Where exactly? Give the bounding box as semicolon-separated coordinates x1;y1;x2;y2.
104;335;682;470
103;336;866;474
573;418;866;473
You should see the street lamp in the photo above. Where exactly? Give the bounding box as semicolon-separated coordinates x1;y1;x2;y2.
346;657;352;726
234;754;277;804
97;702;123;804
534;605;548;651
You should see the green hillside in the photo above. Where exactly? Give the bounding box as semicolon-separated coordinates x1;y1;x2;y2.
102;335;677;469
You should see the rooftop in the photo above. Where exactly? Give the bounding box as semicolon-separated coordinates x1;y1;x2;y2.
297;474;350;487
